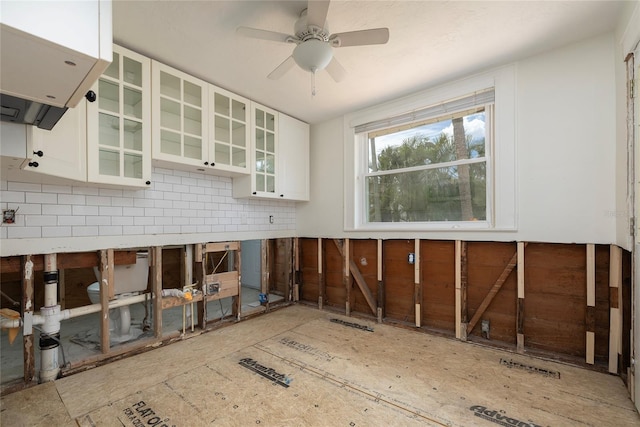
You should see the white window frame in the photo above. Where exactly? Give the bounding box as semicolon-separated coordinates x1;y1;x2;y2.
344;65;516;232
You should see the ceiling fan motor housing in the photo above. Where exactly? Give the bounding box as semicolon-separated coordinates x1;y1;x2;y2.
294;9;330;42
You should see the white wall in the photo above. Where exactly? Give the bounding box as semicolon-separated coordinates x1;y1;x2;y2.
0;166;296;256
298;33;619;245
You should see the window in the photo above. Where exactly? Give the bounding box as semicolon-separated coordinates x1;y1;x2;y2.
356;90;493;225
345;66;516;232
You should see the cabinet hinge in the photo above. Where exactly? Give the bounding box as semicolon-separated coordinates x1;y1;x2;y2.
631;217;636;236
631;79;635;99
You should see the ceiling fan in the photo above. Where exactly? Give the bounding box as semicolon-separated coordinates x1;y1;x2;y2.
236;0;389;89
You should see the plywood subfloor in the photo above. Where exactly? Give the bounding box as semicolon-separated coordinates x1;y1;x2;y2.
2;305;639;426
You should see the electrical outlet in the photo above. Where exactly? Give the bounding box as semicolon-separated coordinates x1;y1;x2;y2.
204;282;220;295
2;209;16;224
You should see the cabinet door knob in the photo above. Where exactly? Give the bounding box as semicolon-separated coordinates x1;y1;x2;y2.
28;161;39;168
85;90;97;102
210;162;215;166
145;181;151;185
280;194;284;197
33;150;44;157
204;162;209;165
252;191;257;195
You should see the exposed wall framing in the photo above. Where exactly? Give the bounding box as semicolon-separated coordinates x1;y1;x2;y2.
297;238;631;377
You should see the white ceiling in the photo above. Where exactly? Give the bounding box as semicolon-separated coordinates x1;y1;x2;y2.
113;0;627;125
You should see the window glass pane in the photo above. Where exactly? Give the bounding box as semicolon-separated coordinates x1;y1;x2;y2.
123;119;142;151
183;81;201;106
232;147;246;168
215;93;230;116
99;79;119;113
255;151;265;172
99;149;119;176
215;143;230;165
160;71;180;100
99;113;119;147
266;112;275;131
184;136;202;160
232;121;245;147
266;175;275;193
369;111;485;173
161;130;181;156
266;132;275;153
232;100;245;121
124;153;143;178
256;174;265;193
255;109;264;128
215;116;230;143
265;154;275;174
123;57;142;87
366;163;486;222
104;52;119;79
161;98;180;131
184;105;202;136
123;88;143;119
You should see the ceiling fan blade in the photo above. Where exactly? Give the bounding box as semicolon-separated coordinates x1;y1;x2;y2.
306;0;330;29
268;56;296;80
330;28;390;47
325;57;346;82
236;26;294;44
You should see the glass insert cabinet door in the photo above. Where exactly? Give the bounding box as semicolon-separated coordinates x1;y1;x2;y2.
87;45;151;186
253;105;277;194
152;61;208;167
210;86;250;173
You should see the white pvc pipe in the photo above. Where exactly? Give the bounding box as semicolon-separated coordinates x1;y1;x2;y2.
43;254;57;308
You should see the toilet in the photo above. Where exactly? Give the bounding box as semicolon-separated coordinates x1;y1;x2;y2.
87;252;149;343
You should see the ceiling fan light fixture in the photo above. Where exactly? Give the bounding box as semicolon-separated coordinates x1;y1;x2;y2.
292;39;333;73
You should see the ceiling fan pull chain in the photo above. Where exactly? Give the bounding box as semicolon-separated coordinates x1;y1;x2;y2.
311;68;317;97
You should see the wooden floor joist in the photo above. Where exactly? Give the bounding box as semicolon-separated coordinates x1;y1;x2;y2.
332;239;377;316
467;244;524;335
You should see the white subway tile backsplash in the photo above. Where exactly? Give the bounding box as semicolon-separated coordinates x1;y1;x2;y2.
99;188;124;197
86;195;111;206
86;216;111;226
99;225;122;236
25;215;56;226
58;216;85;226
8;182;41;192
60;194;87;205
72;186;100;195
42;204;71;215
99;206;123;217
112;216;134;226
2;163;295;243
72;226;99;237
8;226;41;238
42;226;72;238
73;205;99;216
25;192;57;204
123;207;144;217
42;184;72;194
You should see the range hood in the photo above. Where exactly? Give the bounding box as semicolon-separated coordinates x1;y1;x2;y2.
0;94;68;131
0;0;112;130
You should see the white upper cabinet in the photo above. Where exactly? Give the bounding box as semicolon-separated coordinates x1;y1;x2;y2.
152;61;208;169
278;113;309;201
208;86;251;175
21;101;87;182
233;103;278;198
0;0;112;108
87;45;151;187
